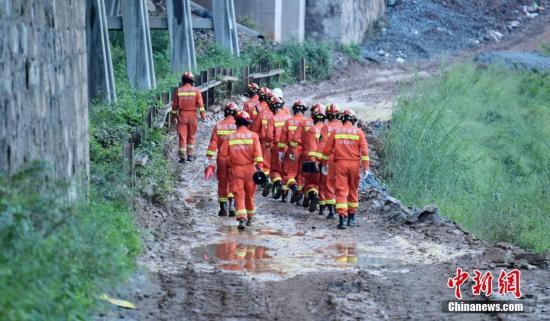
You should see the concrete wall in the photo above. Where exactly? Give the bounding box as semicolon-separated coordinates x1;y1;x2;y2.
0;1;89;188
281;0;305;42
305;0;385;44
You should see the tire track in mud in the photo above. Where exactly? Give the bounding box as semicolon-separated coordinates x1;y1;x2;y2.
97;109;549;321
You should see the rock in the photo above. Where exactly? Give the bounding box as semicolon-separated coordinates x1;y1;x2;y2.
483;247;512;264
396;57;405;64
476;51;550;73
488;30;503;42
495;242;513;250
513;252;548;266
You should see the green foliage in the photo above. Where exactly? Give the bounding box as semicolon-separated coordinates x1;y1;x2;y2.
382;63;550;252
339;43;363;62
541;43;550;56
0;162;140;321
237;16;260;31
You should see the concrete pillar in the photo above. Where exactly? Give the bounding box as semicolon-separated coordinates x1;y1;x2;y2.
212;0;240;56
104;0;120;16
281;0;305;42
167;0;197;73
233;0;282;42
120;0;156;90
86;0;116;103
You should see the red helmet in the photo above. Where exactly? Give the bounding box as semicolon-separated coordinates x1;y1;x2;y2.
269;96;284;111
292;100;308;113
310;103;325;120
341;109;358;123
182;71;194;83
224;102;239;116
247;82;260;96
259;87;272;101
325;103;341;119
235;110;252;126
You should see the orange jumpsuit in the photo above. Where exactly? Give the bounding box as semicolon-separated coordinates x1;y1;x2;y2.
268;110;290;184
244;95;261;133
206;116;237;203
298;120;324;195
292;117;314;191
220;127;263;221
316;119;343;207
172;84;205;156
257;108;274;175
321;122;369;217
279;113;305;190
250;101;268;134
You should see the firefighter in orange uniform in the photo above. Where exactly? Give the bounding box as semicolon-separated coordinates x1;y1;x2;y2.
297;103;325;212
266;96;290;198
250;87;272;133
243;83;261;128
171;72;205;163
279;100;307;203
257;93;275;180
220;111;263;230
205;103;238;217
316;104;343;219
320;109;369;229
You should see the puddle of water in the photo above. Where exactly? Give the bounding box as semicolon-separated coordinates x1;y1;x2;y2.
191;228;410;277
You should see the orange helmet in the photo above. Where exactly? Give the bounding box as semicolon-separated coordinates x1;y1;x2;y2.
235;110;252;126
341;109;358;124
247;82;260;96
325;103;341;119
259;87;272;101
182;71;194;83
269;96;284;111
224;102;239;117
292;100;308;113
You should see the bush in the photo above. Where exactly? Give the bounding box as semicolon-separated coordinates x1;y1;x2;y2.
0;162;140;321
382;63;550;252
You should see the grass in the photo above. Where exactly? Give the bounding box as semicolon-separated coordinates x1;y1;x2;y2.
0;162;140;321
381;63;550;252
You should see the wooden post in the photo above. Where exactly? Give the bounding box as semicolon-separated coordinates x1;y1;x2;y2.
299;57;306;82
201;70;208;107
123;142;134;187
227;69;234;96
208;67;216;107
242;65;249;93
162;92;169;105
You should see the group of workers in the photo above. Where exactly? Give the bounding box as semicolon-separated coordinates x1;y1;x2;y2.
171;72;370;231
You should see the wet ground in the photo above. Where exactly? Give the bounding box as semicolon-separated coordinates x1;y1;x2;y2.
95;112;549;321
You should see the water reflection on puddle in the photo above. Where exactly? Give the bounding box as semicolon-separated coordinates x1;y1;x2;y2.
192;226;408;275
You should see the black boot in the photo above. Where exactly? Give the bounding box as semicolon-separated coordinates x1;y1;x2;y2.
308;191;319;213
347;213;356;227
246;217;253;226
326;205;336;220
337;215;346;229
290;186;298;204
319;204;326;216
281;190;288;203
302;195;310;208
186;155;193;162
273;182;283;199
178;157;187;163
228;198;236;217
218;202;228;217
238;220;246;230
262;180;272;197
295;191;303;206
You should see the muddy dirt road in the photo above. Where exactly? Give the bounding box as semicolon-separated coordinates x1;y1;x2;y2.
96;111;549;321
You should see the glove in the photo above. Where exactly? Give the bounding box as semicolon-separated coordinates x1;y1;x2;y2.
255;164;263;171
170;110;178;115
288;152;295;161
278;152;285;161
321;164;329;176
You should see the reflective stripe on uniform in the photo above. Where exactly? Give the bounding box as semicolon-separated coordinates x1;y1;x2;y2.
274;122;285;127
334;134;360;140
229;139;253;145
177;92;196;96
217;130;235;135
278;143;286;148
320;154;329;161
219;197;228;202
289;141;298;147
236;209;247;215
319;200;326;206
199;107;205;112
361;155;370;161
325;199;336;205
305;188;318;195
206;150;216;156
308;151;322;158
262;119;268;125
228;192;234;198
255;157;264;163
348;202;359;208
288;125;298;130
336;203;348;209
247;209;256;214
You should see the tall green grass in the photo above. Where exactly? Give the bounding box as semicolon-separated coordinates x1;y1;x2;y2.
382;64;550;252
